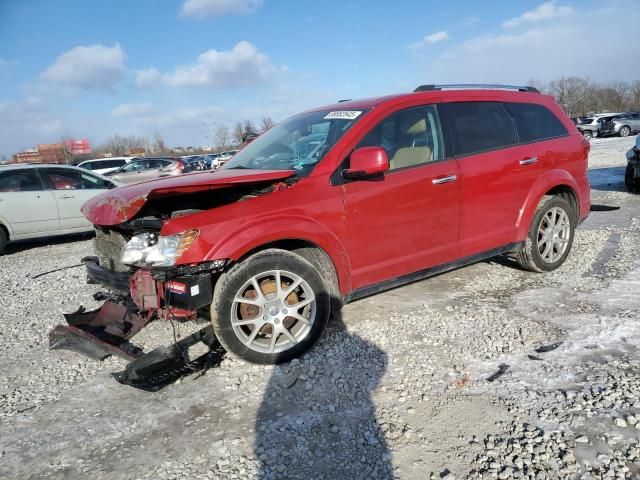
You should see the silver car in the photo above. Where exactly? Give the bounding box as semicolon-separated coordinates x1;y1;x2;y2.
107;157;187;184
612;112;640;137
0;164;119;254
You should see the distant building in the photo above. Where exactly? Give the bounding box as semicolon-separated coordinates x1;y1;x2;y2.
63;139;92;155
13;144;67;164
14;149;40;164
38;143;67;164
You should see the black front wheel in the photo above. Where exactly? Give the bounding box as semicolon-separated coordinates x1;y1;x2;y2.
0;228;6;255
625;162;640;193
211;249;330;364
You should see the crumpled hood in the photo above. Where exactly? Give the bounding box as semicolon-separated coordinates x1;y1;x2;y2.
82;169;295;226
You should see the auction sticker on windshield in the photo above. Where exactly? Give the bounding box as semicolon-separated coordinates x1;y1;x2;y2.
324;111;362;120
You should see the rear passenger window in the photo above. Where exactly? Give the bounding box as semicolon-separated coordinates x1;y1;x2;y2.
443;102;517;156
506;103;568;142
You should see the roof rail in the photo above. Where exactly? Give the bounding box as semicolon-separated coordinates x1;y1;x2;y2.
414;84;540;93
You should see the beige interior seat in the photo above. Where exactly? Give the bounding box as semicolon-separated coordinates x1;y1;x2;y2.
390;112;432;169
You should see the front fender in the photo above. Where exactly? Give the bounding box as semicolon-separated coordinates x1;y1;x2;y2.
194;215;352;295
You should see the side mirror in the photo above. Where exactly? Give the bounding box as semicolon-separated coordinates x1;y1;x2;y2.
342;147;390;179
636;135;640;149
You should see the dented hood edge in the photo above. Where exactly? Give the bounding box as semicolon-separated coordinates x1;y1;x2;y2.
81;169;295;226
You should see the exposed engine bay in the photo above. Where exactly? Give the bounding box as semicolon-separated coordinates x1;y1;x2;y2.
48;172;295;388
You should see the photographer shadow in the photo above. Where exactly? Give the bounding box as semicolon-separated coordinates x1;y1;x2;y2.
254;299;392;479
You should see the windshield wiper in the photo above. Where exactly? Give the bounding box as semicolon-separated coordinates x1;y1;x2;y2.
225;165;251;170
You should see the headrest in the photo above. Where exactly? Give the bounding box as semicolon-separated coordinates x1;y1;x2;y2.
400;112;427;135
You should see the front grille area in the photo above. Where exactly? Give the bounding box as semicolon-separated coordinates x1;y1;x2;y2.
93;228;129;272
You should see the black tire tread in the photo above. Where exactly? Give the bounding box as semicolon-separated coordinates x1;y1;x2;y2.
210;248;330;364
516;195;575;273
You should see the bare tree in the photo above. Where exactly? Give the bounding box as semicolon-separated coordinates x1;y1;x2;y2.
260;116;275;131
98;134;149;156
151;132;166;154
243;119;257;135
232;122;244;146
214;124;230;150
548;77;591;117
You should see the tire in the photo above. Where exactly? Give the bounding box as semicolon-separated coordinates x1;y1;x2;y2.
0;228;6;255
516;195;576;273
211;249;330;364
619;126;631;137
625;162;640;193
581;130;592;140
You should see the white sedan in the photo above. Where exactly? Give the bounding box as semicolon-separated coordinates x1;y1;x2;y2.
0;164;120;253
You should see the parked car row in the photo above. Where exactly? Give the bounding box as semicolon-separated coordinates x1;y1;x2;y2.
573;112;640;140
75;151;242;183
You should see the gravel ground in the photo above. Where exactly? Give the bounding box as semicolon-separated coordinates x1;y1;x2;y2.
0;135;639;479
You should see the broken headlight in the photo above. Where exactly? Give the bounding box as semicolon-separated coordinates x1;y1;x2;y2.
121;229;199;267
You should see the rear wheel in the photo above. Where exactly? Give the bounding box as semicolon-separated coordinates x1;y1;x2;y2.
581;130;592;140
626;162;640;193
516;196;575;272
0;228;6;255
619;126;631;137
211;249;330;364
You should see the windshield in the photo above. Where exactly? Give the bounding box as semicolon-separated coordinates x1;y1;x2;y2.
223;109;369;176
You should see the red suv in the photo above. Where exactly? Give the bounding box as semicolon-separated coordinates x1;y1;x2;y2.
50;85;590;369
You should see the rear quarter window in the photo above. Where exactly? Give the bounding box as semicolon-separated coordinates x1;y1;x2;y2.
504;102;568;143
443;102;517;156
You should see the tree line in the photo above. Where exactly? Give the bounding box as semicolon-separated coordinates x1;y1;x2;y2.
530;77;640;118
94;116;275;158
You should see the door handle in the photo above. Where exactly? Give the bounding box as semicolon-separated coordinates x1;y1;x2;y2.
60;194;75;199
432;175;457;185
519;157;538;166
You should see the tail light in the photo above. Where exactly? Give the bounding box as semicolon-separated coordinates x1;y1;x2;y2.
580;136;590;158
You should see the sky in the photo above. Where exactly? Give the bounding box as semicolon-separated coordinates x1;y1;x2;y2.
1;0;639;157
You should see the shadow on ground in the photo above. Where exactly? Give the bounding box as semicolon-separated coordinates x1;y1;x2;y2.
254;305;392;479
588;166;626;192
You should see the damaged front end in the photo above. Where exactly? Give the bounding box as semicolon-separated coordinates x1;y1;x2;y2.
48;169;295;388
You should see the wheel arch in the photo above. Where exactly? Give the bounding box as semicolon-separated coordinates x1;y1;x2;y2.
0;219;11;240
236;239;344;309
516;172;581;241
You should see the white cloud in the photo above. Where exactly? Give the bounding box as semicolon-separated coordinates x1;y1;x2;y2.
163;41;279;88
0;98;64;156
134;68;161;88
408;31;450;52
422;7;640;84
41;44;125;91
180;0;262;19
503;1;574;28
112;102;156;117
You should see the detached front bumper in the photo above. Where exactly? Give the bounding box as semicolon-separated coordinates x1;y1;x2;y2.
83;255;130;292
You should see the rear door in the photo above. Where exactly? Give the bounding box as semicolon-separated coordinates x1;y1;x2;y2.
441;101;541;256
0;169;59;235
342;104;462;290
42;168;112;230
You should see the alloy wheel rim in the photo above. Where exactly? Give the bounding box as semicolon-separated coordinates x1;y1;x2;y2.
537;207;571;263
231;270;316;354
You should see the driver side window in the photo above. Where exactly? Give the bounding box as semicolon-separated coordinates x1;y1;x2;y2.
357;105;445;170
